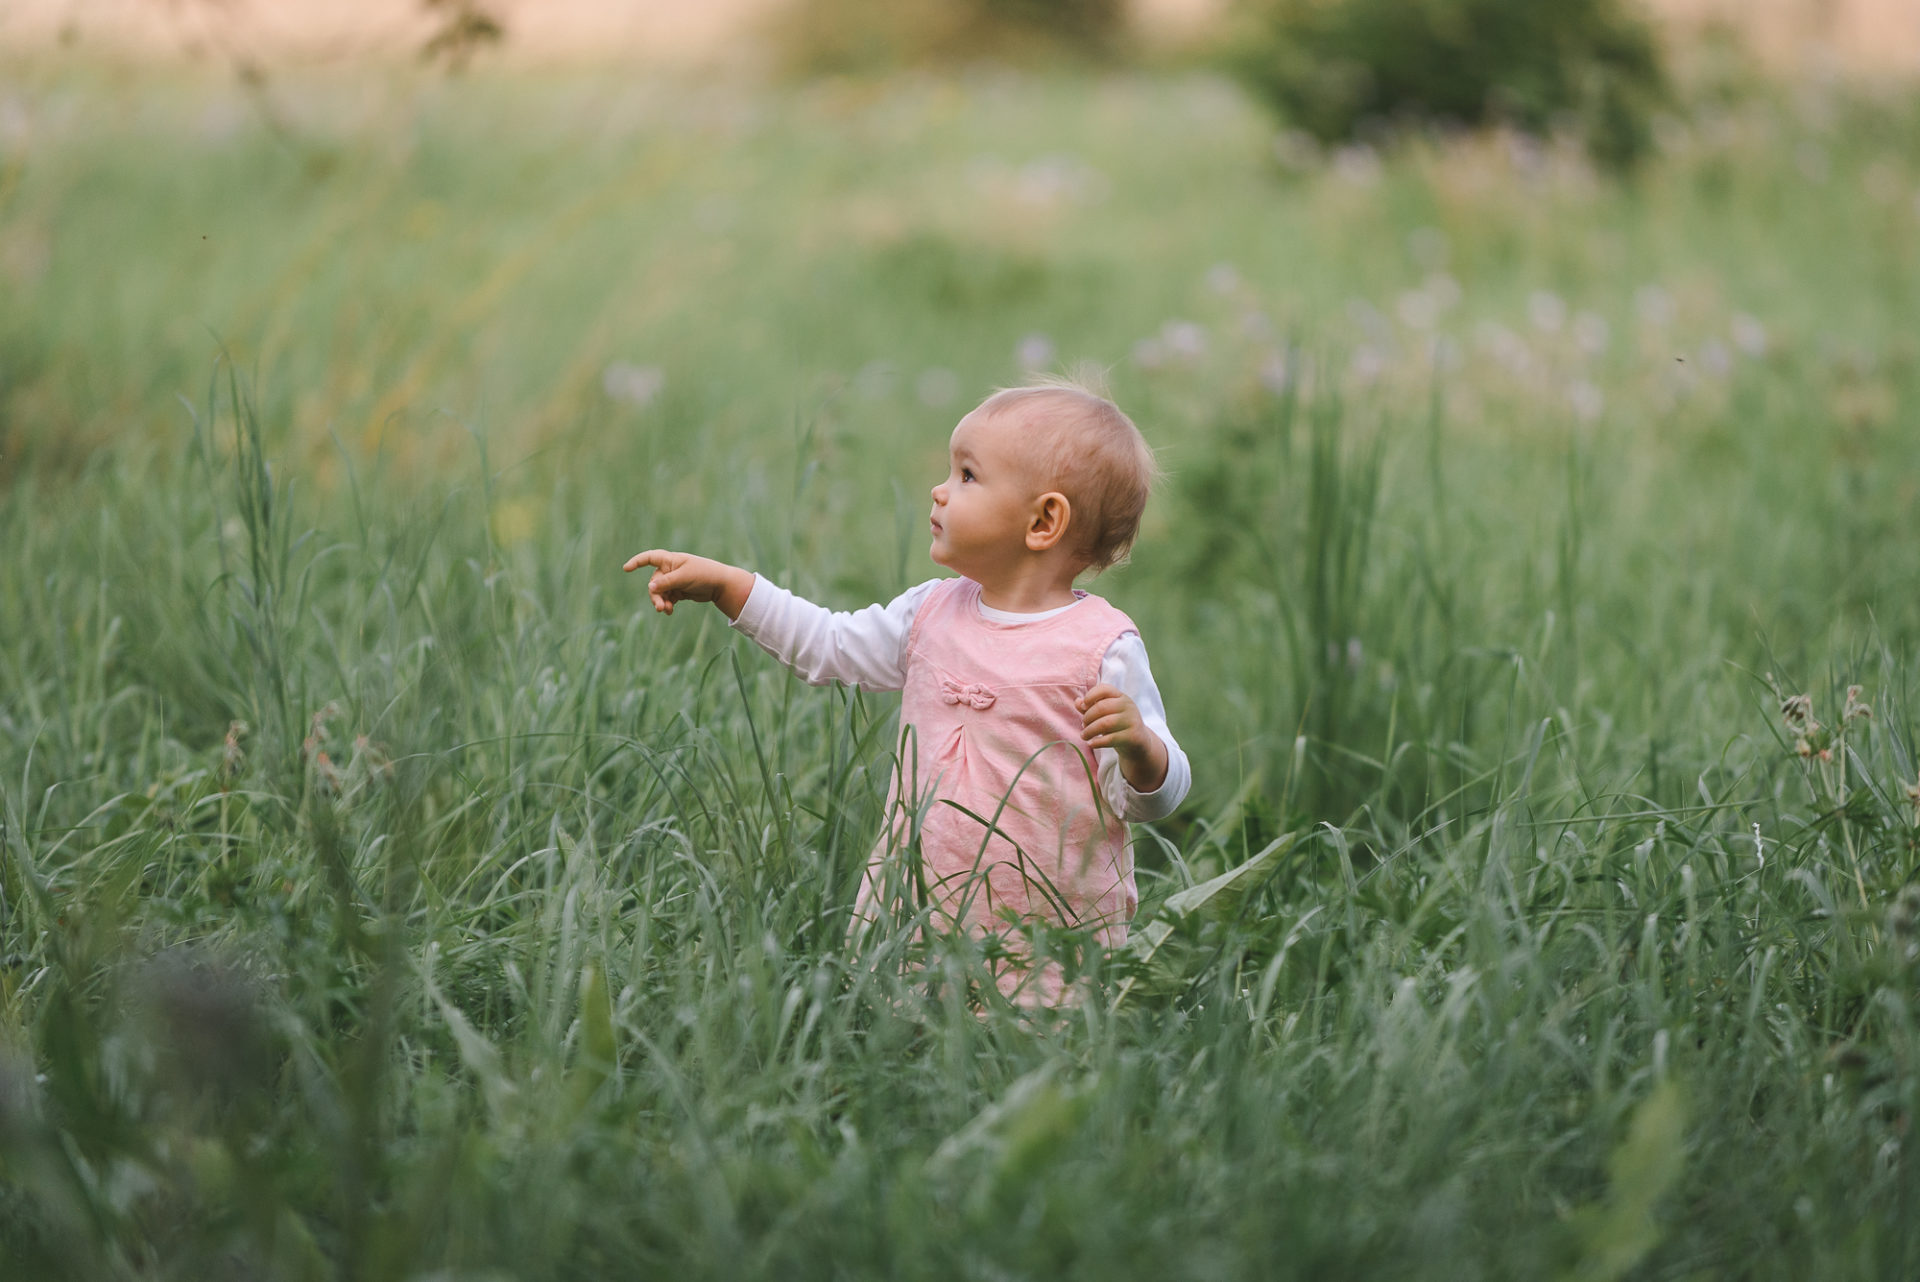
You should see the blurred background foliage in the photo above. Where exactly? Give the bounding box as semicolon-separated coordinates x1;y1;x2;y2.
769;0;1132;73
1225;0;1668;167
764;0;1672;165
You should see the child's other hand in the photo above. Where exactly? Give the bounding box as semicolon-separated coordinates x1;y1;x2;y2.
1077;683;1169;794
622;549;754;620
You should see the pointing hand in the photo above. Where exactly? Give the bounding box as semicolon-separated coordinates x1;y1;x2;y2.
623;549;754;621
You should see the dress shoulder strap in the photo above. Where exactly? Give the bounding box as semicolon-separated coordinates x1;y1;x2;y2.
901;576;971;666
1057;591;1139;689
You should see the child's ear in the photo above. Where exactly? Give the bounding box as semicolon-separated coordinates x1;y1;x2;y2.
1027;492;1072;552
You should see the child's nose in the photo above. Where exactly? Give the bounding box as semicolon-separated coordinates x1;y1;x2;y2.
931;481;947;503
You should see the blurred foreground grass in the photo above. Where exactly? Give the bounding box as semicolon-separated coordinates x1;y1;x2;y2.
2;60;1920;1278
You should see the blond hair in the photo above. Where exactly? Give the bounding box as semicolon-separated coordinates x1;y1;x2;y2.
976;373;1160;573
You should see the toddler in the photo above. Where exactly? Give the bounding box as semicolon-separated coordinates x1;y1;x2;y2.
624;378;1190;1003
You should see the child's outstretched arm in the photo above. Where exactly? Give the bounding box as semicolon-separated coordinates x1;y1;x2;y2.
625;551;935;693
623;549;754;620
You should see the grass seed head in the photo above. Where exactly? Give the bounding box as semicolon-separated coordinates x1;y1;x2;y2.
219;719;249;791
1843;685;1871;722
301;701;341;762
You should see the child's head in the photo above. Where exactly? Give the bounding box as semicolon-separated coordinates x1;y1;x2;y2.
977;378;1158;572
929;375;1159;586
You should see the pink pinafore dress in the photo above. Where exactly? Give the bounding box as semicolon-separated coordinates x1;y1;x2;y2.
857;577;1141;1002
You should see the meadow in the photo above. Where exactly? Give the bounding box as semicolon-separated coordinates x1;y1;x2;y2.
3;56;1920;1278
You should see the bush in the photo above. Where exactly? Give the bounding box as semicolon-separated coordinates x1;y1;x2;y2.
770;0;1129;74
1230;0;1667;168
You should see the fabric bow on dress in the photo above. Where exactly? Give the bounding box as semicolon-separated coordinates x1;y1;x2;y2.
939;678;997;710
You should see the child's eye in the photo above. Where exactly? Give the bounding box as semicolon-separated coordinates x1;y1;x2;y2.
960;468;975;482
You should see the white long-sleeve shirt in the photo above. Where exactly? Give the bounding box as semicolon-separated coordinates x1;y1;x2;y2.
730;575;1191;823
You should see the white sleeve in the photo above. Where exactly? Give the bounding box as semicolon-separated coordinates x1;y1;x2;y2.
1096;634;1191;823
729;575;940;693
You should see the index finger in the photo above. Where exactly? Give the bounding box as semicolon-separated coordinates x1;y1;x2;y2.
1076;682;1122;711
623;549;671;573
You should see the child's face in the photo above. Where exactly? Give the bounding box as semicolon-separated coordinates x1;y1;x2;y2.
929;408;1050;581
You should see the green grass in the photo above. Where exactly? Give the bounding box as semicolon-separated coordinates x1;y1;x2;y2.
3;58;1920;1278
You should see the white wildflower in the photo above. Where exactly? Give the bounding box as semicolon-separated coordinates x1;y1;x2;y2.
1205;263;1241;296
1567;380;1604;423
1528;291;1566;334
1014;333;1054;371
0;97;30;148
1475;322;1533;377
1396;289;1439;331
1161;320;1207;362
1345;298;1392;344
1349;345;1388;384
1699;339;1733;378
1423;273;1461;312
1505;131;1546;176
1259;350;1292;396
1332;143;1381;186
1131;337;1167;370
1636;285;1675;329
1572;311;1610;356
602;362;664;409
1014;155;1109;208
